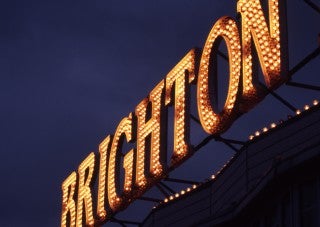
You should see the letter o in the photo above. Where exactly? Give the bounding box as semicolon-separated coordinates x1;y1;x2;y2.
197;16;242;135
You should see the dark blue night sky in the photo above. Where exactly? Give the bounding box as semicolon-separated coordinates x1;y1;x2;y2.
0;0;319;226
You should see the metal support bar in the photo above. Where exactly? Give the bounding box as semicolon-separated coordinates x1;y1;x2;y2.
110;220;126;227
259;82;297;112
286;81;320;91
158;182;176;194
304;0;320;14
110;218;127;227
266;89;297;112
288;46;320;78
285;45;320;92
110;217;141;226
194;135;216;152
164;177;200;185
215;136;241;152
190;113;201;125
218;50;228;61
156;183;170;197
216;136;246;145
139;197;162;203
194;134;241;153
221;141;239;152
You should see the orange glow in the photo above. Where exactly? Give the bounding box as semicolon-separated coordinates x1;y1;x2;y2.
135;80;166;189
76;152;95;227
61;1;288;224
61;172;77;227
123;149;134;193
165;50;196;166
97;135;112;221
238;0;284;110
197;17;242;135
108;114;134;211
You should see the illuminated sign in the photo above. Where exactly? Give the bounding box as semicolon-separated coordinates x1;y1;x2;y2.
61;0;288;226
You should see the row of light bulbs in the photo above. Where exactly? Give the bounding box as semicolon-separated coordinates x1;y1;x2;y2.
249;99;319;141
153;99;319;209
154;173;219;209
